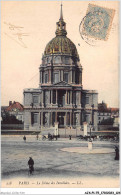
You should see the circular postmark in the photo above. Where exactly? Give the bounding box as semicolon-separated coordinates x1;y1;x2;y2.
79;6;115;46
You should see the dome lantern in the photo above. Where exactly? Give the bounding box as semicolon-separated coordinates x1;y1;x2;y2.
55;3;67;37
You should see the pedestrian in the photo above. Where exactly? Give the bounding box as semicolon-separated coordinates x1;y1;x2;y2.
115;146;119;160
36;134;39;140
69;135;72;140
28;157;34;175
56;135;57;140
23;135;26;142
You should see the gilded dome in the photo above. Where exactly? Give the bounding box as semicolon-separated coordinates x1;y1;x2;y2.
44;4;79;58
44;36;78;58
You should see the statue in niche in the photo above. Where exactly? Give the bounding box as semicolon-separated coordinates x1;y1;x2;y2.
45;91;49;104
76;92;79;104
75;114;79;125
45;113;48;125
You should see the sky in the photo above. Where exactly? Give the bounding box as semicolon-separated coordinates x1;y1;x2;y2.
1;1;119;107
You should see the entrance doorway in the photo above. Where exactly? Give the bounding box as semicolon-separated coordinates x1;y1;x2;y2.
57;112;65;128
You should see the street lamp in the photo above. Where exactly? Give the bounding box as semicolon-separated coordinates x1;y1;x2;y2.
91;104;94;128
89;121;92;141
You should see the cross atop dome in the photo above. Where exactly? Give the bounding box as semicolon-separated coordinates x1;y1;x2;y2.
60;3;63;20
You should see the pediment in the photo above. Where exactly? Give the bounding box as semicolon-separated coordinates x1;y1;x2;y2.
53;81;72;87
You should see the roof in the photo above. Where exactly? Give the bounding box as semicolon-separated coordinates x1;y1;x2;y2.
1;106;8;111
98;103;119;113
6;101;24;112
44;36;78;58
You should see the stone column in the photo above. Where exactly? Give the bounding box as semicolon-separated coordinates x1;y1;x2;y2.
81;71;82;84
69;91;70;104
66;90;67;104
79;112;81;126
42;91;44;107
73;112;75;127
39;112;40;129
49;90;51;104
41;71;43;83
49;70;51;83
48;112;50;127
69;112;71;126
55;112;57;122
56;90;58;105
50;112;52;126
73;71;75;83
41;111;43;128
80;91;81;105
70;91;72;105
70;112;72;126
79;91;81;106
51;90;53;104
40;71;41;83
39;112;41;126
66;112;67;126
62;70;64;81
80;72;82;84
71;69;73;83
59;70;61;82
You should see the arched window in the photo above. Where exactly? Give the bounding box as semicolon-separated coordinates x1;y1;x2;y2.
45;73;48;83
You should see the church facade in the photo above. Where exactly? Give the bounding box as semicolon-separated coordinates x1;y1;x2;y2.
23;6;98;132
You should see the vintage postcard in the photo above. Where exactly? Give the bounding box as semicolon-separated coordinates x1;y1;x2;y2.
1;1;120;194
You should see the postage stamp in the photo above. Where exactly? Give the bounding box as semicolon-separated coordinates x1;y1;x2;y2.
80;4;115;41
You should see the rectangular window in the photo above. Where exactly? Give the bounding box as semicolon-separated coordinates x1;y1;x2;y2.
33;96;39;104
34;113;38;123
86;115;89;123
64;72;68;83
31;113;38;124
53;73;59;83
65;57;69;64
45;74;48;83
53;90;56;104
86;97;89;104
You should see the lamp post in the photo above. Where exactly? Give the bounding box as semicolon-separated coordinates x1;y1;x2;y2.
89;121;92;141
91;104;94;129
88;121;92;150
89;104;94;141
88;104;94;150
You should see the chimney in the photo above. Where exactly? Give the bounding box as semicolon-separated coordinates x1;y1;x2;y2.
9;101;12;106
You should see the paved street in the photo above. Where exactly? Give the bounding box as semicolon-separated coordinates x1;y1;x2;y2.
1;135;119;180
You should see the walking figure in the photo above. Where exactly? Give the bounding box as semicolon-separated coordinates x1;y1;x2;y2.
36;134;39;140
115;146;119;160
56;135;57;141
23;135;26;142
69;135;72;140
28;157;34;175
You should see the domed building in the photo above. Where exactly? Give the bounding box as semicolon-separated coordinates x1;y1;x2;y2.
23;5;98;135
